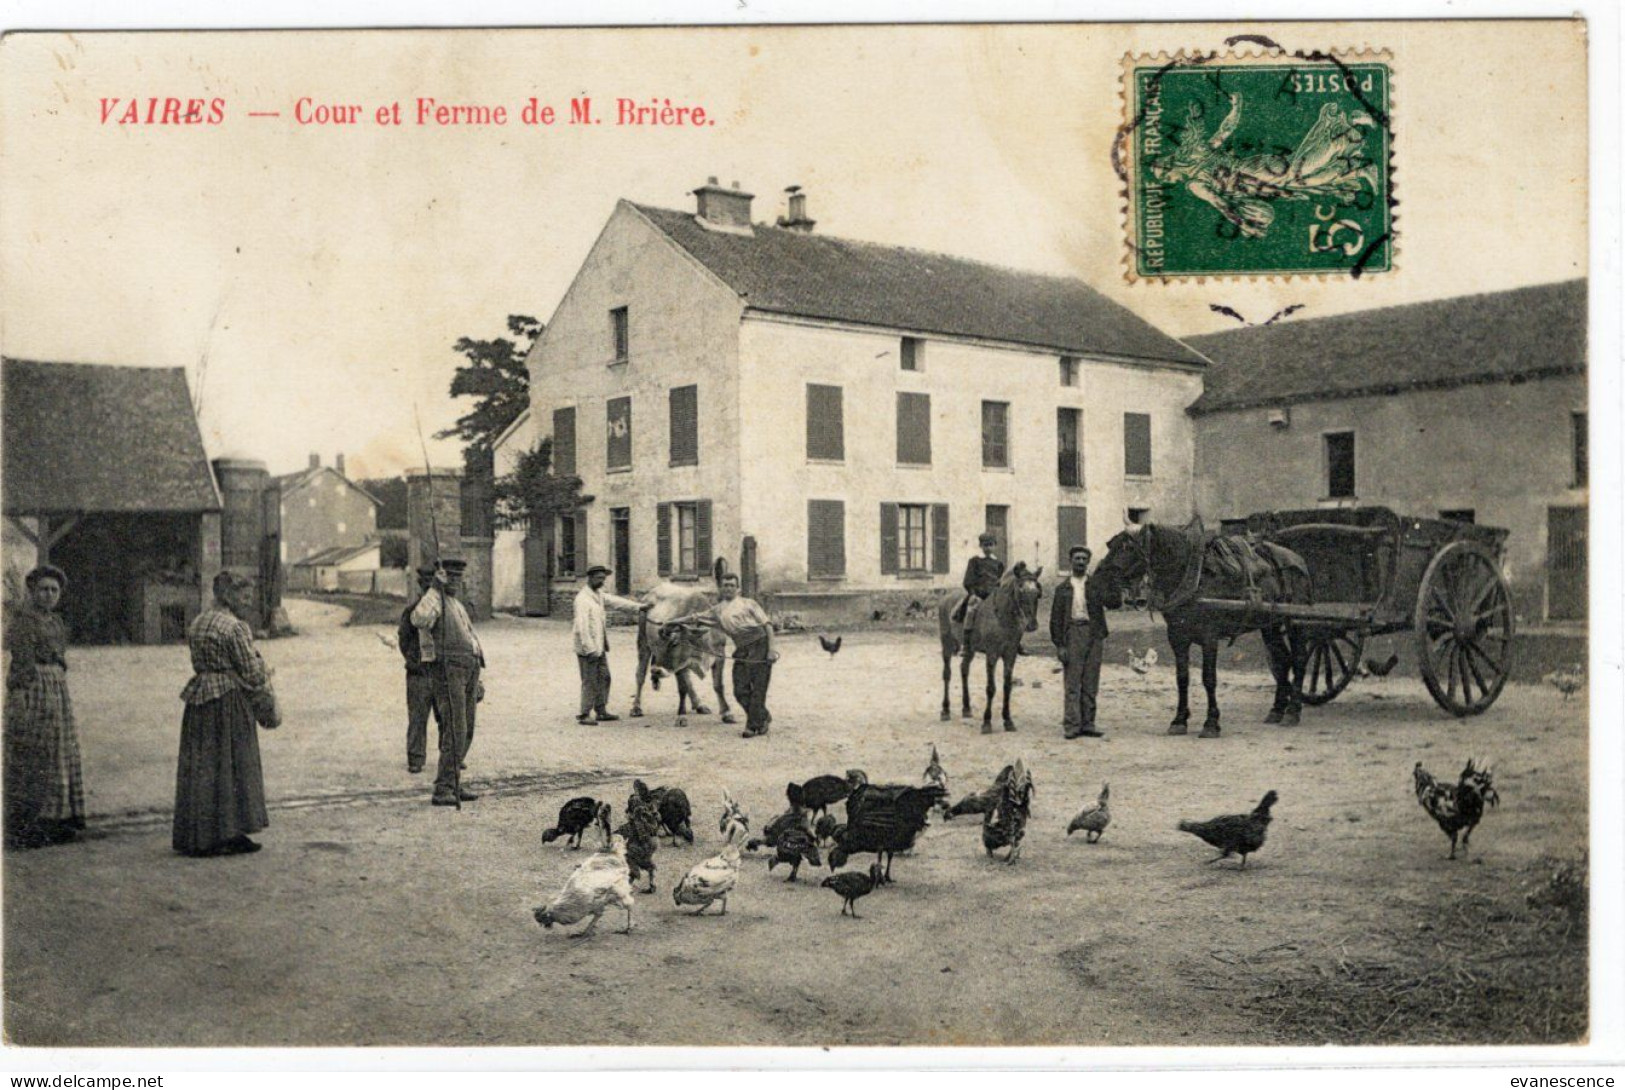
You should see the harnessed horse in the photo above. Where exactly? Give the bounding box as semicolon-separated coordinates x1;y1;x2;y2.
1091;521;1313;736
937;565;1044;733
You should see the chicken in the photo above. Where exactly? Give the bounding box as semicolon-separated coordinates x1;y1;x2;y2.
821;861;885;918
814;813;840;847
1544;663;1584;700
944;764;1015;821
819;635;842;657
768;823;822;882
829;780;948;883
1413;759;1500;860
923;744;948;794
615;783;661;892
981;760;1034;863
1067;783;1111;843
718;789;749;841
673;820;745;916
797;774;855;817
533;835;635;936
1128;647;1159;674
1364;653;1400;678
542;796;612;850
1177;790;1278;868
634;781;694;845
746;792;809;853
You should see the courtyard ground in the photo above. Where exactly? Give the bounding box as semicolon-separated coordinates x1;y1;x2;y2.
2;599;1588;1047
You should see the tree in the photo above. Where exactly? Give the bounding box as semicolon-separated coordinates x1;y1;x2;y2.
437;314;541;450
492;438;592;534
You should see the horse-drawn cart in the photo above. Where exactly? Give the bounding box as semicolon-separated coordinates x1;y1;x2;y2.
1199;507;1515;717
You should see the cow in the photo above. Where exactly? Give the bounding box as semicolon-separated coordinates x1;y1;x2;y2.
630;580;735;723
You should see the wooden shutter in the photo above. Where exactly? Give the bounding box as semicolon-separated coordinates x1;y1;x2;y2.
695;500;713;574
982;401;1009;468
656;502;671;576
897;392;932;465
806;384;845;461
669;385;698;466
575;512;589;575
552;407;576;476
931;504;950;573
1124;412;1152;477
1057;505;1088;570
808;500;846;578
879;503;899;575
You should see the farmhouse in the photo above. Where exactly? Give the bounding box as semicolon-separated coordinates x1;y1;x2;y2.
521;180;1205;617
275;452;380;575
1185;279;1587;624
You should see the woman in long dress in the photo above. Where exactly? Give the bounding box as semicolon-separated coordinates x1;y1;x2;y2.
4;564;86;849
173;571;273;857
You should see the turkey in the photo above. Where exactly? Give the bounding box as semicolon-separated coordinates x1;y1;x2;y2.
767;823;822;882
829;779;948;884
632;780;694;845
821;861;884;917
542;797;613;851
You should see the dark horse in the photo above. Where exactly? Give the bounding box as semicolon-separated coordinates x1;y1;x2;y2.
937;565;1044;733
1090;521;1314;737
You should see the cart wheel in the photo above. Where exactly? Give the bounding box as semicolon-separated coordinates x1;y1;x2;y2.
1414;542;1515;716
1295;628;1365;706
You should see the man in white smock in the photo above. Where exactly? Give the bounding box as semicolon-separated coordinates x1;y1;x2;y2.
572;564;651;724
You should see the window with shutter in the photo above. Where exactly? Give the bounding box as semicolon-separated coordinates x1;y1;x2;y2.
557;512;577;576
806;384;845;461
695;500;713;574
1124;412;1152;478
931;504;950;573
892;504;929;572
879;503;899;575
669;385;698;467
610;306;629;363
656;502;671;576
808;500;846;579
900;336;923;372
897;392;932;466
1057;408;1082;488
1057;506;1087;569
1059;356;1079;387
674;502;698;575
985;505;1009;563
552;407;577;477
575;512;589;575
1325;431;1356;499
607;397;632;471
982;401;1009;469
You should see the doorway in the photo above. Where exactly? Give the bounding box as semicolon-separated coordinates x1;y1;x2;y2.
611;508;631;595
1547;505;1586;621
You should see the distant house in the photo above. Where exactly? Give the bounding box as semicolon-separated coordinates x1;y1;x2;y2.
275;453;381;574
2;358;223;643
490;407;537;612
523;180;1205;617
288;540;384;592
1185;280;1587;623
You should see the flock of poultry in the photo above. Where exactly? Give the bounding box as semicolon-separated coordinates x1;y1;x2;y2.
531;744;1502;937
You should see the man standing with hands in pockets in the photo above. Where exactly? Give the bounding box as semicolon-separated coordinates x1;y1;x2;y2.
1050;543;1108;739
573;564;651;724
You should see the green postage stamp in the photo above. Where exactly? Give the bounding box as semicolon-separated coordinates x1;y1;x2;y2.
1123;51;1392;279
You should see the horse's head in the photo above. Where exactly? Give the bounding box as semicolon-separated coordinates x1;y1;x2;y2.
1091;523;1153;610
1009;563;1045;633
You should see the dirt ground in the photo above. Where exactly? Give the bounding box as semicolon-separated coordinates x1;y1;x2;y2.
2;599;1588;1047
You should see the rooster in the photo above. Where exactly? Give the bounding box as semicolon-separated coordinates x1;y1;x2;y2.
818;635;842;657
829;779;948;883
533;835;636;936
1544;663;1584;701
542;796;612;851
981;761;1034;863
1177;790;1278;869
944;764;1015;821
1413;759;1500;860
673;821;744;916
1067;783;1111;843
615;783;661;892
1128;647;1159;674
718;790;749;840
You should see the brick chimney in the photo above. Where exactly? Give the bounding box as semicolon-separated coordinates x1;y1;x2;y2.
308;452;320;469
693;176;754;232
335;453;346;476
777;185;816;233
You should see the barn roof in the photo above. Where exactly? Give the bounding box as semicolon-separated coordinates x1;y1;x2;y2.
1184;280;1587;415
2;358;221;515
291;541;378;567
629;203;1207;368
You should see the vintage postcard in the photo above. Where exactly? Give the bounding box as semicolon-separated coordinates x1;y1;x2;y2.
0;13;1609;1067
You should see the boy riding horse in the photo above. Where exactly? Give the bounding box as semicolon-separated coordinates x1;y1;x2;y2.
953;532;1005;644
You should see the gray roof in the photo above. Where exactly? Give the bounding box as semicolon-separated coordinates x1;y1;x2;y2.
629;203;1206;367
1185;280;1586;415
2;359;220;515
274;465;381;508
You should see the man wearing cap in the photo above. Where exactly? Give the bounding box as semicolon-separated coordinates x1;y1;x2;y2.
572;563;651;725
410;558;484;805
398;565;443;774
671;572;777;738
1049;544;1109;739
952;531;1006;640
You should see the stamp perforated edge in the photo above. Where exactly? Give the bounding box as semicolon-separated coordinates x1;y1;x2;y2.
1115;45;1399;285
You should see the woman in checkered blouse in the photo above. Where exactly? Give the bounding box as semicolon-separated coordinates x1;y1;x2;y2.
172;571;273;857
4;565;85;849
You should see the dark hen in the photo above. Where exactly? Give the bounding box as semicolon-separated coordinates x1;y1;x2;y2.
821;861;885;917
1365;653;1400;678
542;796;611;850
829;781;948;883
814;813;840;847
797;774;854;817
1414;760;1500;859
631;781;694;845
1177;790;1278;869
767;824;822;882
818;635;842;657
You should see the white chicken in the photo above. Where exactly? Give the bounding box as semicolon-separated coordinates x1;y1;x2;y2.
1129;647;1159;674
533;835;636;937
673;818;744;916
